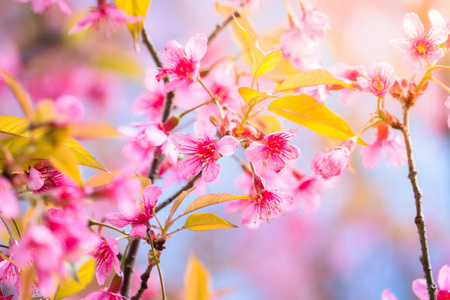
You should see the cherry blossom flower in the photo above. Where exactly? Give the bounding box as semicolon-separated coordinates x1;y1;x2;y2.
131;70;166;119
69;1;141;36
360;123;407;169
412;264;450;300
14;0;72;15
357;62;396;97
54;95;84;125
0;251;21;294
91;237;121;286
27;160;64;193
391;12;449;72
329;63;365;106
289;170;325;214
280;26;320;69
106;185;162;238
311;138;356;179
381;289;398;300
82;274;122;300
245;131;300;173
0;177;19;218
156;34;207;92
300;1;330;39
172;120;240;182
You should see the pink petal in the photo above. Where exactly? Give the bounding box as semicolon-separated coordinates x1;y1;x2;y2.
164;78;185;93
172;132;198;153
429;10;446;27
412;279;428;300
241;202;258;226
38;270;58;297
245;142;266;163
337;89;360;106
445;96;450;109
56;0;72;15
178;156;203;180
203;160;221;182
194;119;216;139
402;54;426;72
429;25;449;45
390;38;410;54
27;168;45;190
301;193;320;215
360;142;383;169
404;12;424;36
217;136;240;156
381;289;398;300
69;11;102;35
144;125;167;146
130;224;147;238
186;34;208;61
106;213;130;228
142;185;162;208
104;6;141;24
384;137;407;167
104;237;119;255
357;77;369;89
438;265;450;291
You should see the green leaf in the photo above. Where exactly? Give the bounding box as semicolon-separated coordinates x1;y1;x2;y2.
0;69;34;119
184;254;210;300
114;0;152;49
184;193;252;215
0;116;29;137
54;259;95;299
254;49;282;77
184;213;237;231
268;94;355;140
277;69;355;92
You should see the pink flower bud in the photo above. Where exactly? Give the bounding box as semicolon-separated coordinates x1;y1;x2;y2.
311;138;355;179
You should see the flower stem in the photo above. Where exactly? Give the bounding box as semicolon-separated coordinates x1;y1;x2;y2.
400;104;437;300
88;219;128;235
198;78;225;120
148;231;166;300
11;218;21;239
429;76;450;93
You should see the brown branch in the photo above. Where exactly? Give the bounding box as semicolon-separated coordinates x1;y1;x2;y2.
130;264;154;300
207;7;242;45
120;238;140;297
400;105;437;300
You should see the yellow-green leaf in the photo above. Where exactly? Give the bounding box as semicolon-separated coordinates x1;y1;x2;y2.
48;145;83;185
114;0;152;49
70;123;121;139
268;94;355;140
184;213;237;231
168;188;195;222
238;87;260;103
255;49;282;77
54;259;95;299
277;69;354;92
234;18;264;77
184;193;252;215
0;69;34;119
184;254;210;300
0;116;29;137
85;171;116;188
64;137;105;170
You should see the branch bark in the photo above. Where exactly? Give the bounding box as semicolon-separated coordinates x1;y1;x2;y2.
120;238;140;297
207;7;241;45
130;264;154;300
400;105;437;300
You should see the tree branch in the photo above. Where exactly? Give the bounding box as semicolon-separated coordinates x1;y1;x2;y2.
130;264;154;300
207;6;242;45
400;105;437;300
120;238;140;297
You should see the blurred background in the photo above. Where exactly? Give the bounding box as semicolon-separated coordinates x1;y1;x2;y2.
0;0;450;299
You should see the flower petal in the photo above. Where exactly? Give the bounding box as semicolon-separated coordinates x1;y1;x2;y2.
203;160;221;182
186;34;208;61
194;119;216;139
130;224;148;238
404;12;424;36
438;265;450;291
360;141;383;169
412;279;428;300
245;142;266;163
217;136;240;156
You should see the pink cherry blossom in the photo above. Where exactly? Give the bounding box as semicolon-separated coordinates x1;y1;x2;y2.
131;70;166;119
311;138;356;179
82;290;123;300
172;120;240;182
54;95;85;125
357;62;396;97
300;1;330;39
15;0;72;15
69;2;141;36
91;237;121;286
27;160;64;193
290;170;324;214
381;289;398;300
106;185;162;238
0;251;21;294
156;34;207;93
245;131;300;173
360;123;407;169
0;177;19;218
412;264;450;300
280;26;320;70
391;12;449;72
329;63;365;106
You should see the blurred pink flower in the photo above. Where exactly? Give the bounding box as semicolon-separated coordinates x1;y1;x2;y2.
360;123;407;169
245;131;300;173
381;289;398;300
172;120;239;182
311;138;356;179
412;264;450;300
0;251;21;294
357;62;396;97
391;12;449;72
91;237;121;286
290;170;324;214
300;1;330;39
106;185;162;238
329;63;365;106
27;160;63;193
280;27;319;69
82;290;122;300
15;0;72;15
445;96;450;128
0;177;19;218
69;2;141;36
156;34;207;92
0;287;13;300
54;95;84;125
131;70;166;119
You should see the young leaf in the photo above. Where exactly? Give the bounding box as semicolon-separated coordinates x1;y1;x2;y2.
277;69;354;92
168;188;195;223
48;145;83;186
254;49;282;78
268;95;355;140
0;116;29;137
184;254;210;300
184;193;252;215
54;259;95;299
0;69;34;119
69;123;121;139
64;137;105;170
184;213;237;231
238;87;275;104
85;171;116;188
114;0;151;49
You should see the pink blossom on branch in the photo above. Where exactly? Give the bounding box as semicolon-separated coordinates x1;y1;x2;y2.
106;185;162;238
391;12;449;72
156;34;208;92
245;131;300;173
360;123;407;169
357;62;396;97
91;237;121;286
172;120;240;182
15;0;72;15
311;138;356;179
69;3;141;36
412;264;450;300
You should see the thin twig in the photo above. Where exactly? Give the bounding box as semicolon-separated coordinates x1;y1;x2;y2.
130;263;154;300
400;105;437;300
120;238;140;297
155;172;202;213
207;6;242;44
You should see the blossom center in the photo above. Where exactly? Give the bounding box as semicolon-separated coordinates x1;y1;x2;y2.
196;139;219;163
